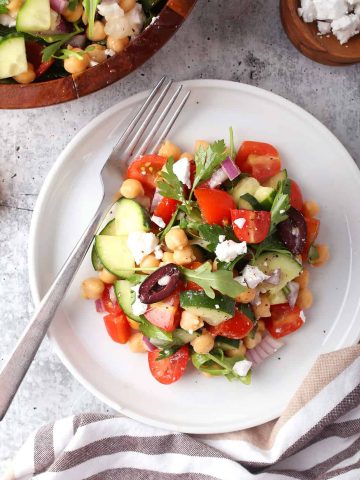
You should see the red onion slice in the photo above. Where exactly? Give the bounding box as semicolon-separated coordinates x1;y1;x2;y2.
150;189;163;212
50;0;68;14
208;168;228;188
142;336;157;351
221;156;241;181
245;334;284;366
109;285;117;304
95;299;105;313
266;268;281;285
68;34;86;48
287;281;300;309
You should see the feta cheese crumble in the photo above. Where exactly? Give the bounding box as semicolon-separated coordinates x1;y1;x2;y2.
236;265;270;289
215;240;247;262
234;217;246;229
233;359;252;377
151;215;166;229
131;284;147;316
173;157;191;188
158;275;171;286
154;245;164;260
218;235;226;243
127;231;159;264
298;0;360;44
0;14;16;27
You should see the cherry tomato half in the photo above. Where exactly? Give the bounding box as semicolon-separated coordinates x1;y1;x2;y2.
265;304;304;339
290;180;303;211
231;209;271;244
208;309;253;339
236;141;281;183
104;313;131;344
144;292;180;332
153;197;179;224
148;345;189;384
195;188;236;226
127;154;167;195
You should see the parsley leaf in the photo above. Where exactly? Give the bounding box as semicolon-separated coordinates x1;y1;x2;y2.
270;179;291;233
197;224;237;252
191;140;227;194
192;349;251;383
252;234;292;259
0;0;8;14
181;262;245;299
157;157;186;203
41;24;83;61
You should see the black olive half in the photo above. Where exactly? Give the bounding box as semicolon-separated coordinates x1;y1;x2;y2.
278;207;307;255
139;263;181;304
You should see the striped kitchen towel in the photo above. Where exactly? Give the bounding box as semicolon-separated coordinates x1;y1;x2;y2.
3;344;360;480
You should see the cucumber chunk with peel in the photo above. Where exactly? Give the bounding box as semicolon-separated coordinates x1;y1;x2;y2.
253;252;302;294
115;198;150;235
230;177;260;210
16;0;51;32
115;280;141;321
0;36;27;79
95;235;135;279
180;291;235;326
91;219;117;271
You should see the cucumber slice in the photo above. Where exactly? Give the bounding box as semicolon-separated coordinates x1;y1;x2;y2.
253;252;302;293
0;35;27;79
268;290;287;305
115;198;150;235
263;169;287;189
230;177;260;210
115;279;141;322
254;186;276;210
215;336;240;351
173;329;198;344
180;291;235;326
16;0;51;32
95;235;135;279
91;219;116;271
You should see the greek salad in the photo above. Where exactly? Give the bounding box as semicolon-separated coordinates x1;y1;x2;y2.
0;0;163;83
81;130;328;385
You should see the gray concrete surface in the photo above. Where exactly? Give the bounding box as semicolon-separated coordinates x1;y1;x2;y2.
1;0;359;470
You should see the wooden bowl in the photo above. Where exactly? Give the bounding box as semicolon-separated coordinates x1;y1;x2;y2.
0;0;197;109
280;0;360;66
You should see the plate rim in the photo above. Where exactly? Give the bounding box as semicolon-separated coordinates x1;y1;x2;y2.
28;79;360;434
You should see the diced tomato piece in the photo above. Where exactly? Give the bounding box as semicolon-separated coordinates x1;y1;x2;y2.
208;309;253;339
153;197;179;224
104;313;131;344
290;180;303;211
144;292;180;332
265;304;304;339
148;345;189;384
101;284;122;315
195;188;236;226
302;217;320;258
235;141;281;182
25;41;54;78
231;209;271;244
127;154;167;196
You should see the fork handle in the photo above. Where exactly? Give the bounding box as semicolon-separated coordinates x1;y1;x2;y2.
0;196;108;420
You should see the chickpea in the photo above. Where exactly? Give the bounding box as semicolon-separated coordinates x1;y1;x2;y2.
107;35;129;53
191;331;215;354
294;269;309;289
236;288;256;304
257;319;266;332
81;277;105;299
173;246;196;266
98;268;117;284
63;2;83;22
180;311;204;332
195;140;209;151
180;152;194;161
120;178;144;199
161;252;174;264
165;227;188;251
226;343;247;357
87;44;107;63
13;63;36;84
119;0;136;12
296;288;313;310
252;295;271;319
127;317;140;330
312;244;330;267
128;332;147;353
86;21;106;41
7;0;22;14
303;200;320;218
244;332;262;350
64;49;90;74
158;140;182;160
140;254;160;271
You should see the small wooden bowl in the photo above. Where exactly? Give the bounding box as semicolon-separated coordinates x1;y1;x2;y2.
0;0;197;109
280;0;360;66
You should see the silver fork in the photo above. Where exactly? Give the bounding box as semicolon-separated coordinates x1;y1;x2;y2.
0;77;190;420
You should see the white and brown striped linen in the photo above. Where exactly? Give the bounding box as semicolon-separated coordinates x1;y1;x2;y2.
3;345;360;480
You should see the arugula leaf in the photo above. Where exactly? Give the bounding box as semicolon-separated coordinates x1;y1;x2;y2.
181;262;245;299
41;25;83;61
197;224;237;252
229;126;236;161
270;179;291;233
157;157;186;203
217;254;248;272
139;317;173;342
192;349;251;383
0;0;8;14
252;234;292;259
191;140;227;194
84;0;100;38
240;193;262;210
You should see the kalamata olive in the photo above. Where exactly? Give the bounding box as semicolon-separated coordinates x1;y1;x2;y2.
139;263;181;304
278;207;307;255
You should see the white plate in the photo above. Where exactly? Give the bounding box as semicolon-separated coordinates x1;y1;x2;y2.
29;80;360;434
